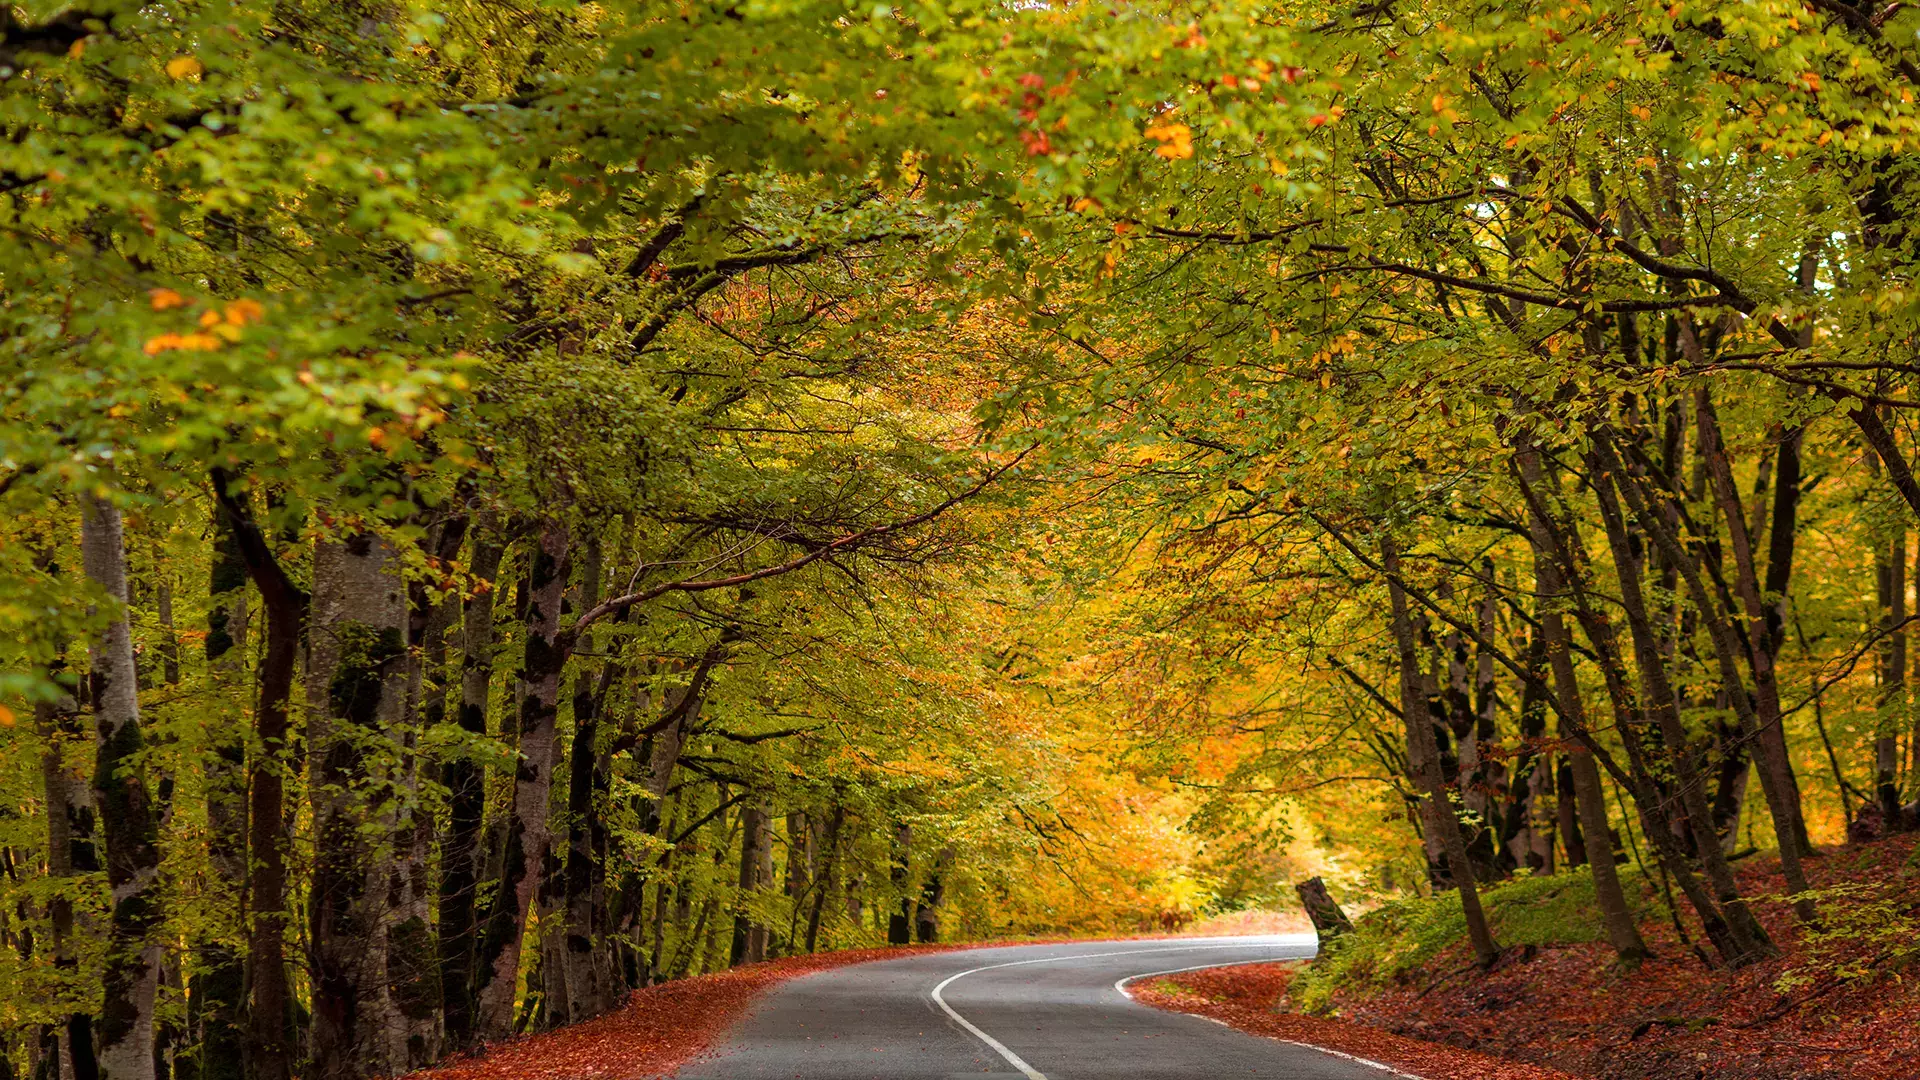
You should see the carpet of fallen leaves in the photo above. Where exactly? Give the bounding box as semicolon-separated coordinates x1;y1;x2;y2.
407;945;973;1080
1141;833;1920;1080
1131;965;1578;1080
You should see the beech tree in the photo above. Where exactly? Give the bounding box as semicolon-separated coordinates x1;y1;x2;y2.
13;0;1920;1076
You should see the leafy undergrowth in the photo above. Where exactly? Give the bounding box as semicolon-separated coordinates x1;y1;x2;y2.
1150;833;1920;1080
408;945;974;1080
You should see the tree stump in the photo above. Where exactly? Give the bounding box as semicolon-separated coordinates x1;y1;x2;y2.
1294;877;1354;941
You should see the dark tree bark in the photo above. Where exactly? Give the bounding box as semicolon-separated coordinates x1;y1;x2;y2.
562;540;615;1021
438;528;504;1049
83;498;165;1080
189;510;248;1080
914;848;951;944
1586;440;1781;956
1606;425;1817;924
1696;393;1816;866
805;805;845;954
475;520;571;1042
1382;538;1499;967
887;822;913;946
34;587;101;1080
1511;428;1653;966
387;516;467;1068
731;805;772;965
209;473;304;1080
1554;758;1587;869
1294;877;1355;942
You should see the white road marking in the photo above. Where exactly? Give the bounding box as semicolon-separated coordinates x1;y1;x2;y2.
1112;957;1428;1080
929;939;1312;1080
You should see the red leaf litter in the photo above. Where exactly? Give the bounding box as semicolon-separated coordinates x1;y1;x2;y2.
1130;964;1577;1080
411;945;972;1080
1136;833;1920;1080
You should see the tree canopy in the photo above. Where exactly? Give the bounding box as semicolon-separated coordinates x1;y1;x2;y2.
8;0;1920;1076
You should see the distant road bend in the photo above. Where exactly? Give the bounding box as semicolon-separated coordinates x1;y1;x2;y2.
674;934;1415;1079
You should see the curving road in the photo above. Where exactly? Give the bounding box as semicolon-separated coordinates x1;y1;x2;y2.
672;934;1410;1079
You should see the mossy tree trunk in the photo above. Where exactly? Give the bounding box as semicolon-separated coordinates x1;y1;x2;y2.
474;520;571;1042
306;535;410;1080
437;526;503;1051
83;497;165;1080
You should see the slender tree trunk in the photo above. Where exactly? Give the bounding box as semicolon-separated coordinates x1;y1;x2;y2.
209;473;303;1080
1611;423;1817;923
1696;392;1816;863
1554;758;1587;868
474;520;571;1042
1509;427;1659;966
1381;539;1499;966
886;822;914;946
384;518;466;1069
1878;531;1907;825
191;513;248;1080
306;535;410;1080
805;805;845;954
37;624;101;1080
83;498;165;1080
1587;441;1780;955
1533;552;1651;965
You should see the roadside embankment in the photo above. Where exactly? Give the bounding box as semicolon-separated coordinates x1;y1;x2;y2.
1138;833;1920;1080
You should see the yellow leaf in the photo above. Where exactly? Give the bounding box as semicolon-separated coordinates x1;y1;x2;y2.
148;288;188;311
166;56;204;80
0;704;13;728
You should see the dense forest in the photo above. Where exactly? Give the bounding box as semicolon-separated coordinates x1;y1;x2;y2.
6;0;1920;1077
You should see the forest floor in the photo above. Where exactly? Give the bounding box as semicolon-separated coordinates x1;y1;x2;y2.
1136;833;1920;1080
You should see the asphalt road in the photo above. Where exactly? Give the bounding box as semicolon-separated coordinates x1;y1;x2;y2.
672;934;1408;1079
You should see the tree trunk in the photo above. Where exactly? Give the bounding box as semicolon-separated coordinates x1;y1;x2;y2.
562;540;612;1021
731;805;772;966
1696;392;1816;870
1294;877;1354;942
1586;440;1779;957
306;535;410;1080
209;472;303;1080
914;848;950;944
886;822;913;946
1554;758;1587;868
1381;538;1499;967
1879;532;1907;825
37;621;101;1080
191;511;248;1080
385;518;466;1069
1616;418;1817;923
1513;429;1654;965
805;805;845;954
437;529;503;1049
83;498;165;1080
474;520;571;1042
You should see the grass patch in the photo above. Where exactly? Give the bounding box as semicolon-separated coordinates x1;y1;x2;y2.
1290;869;1652;1012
